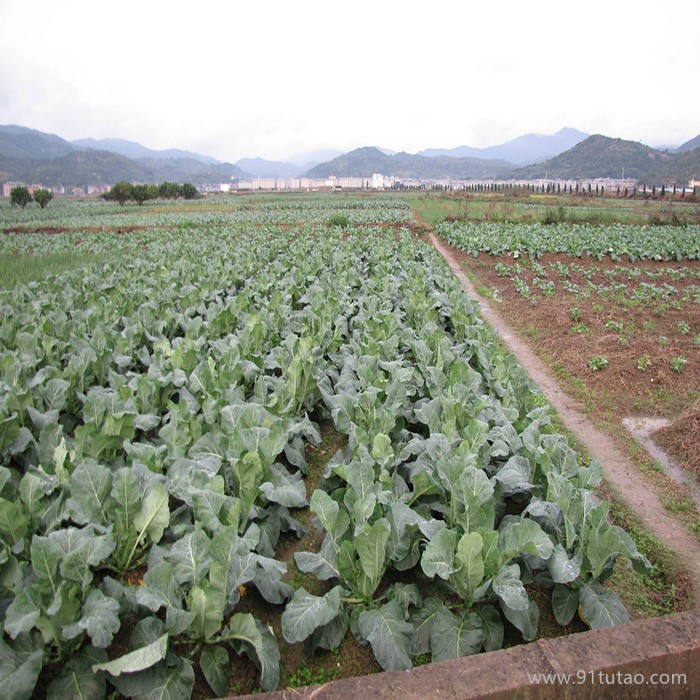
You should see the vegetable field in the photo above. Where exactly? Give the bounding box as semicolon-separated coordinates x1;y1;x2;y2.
436;218;700;481
0;197;653;698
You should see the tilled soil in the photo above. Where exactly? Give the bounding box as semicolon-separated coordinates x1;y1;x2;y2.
429;232;700;603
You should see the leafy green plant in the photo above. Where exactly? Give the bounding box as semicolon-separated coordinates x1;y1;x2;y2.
0;201;654;698
604;320;624;334
677;321;690;335
328;213;350;228
570;306;581;322
637;355;651;371
670;356;687;373
588;356;608;371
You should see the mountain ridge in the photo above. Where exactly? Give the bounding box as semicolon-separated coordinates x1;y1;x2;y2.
1;124;698;187
303;146;515;180
418;128;590;165
510;134;700;183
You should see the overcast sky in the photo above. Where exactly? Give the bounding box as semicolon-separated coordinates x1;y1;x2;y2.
1;0;697;163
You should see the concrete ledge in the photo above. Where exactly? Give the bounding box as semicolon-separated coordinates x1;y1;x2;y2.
236;611;700;699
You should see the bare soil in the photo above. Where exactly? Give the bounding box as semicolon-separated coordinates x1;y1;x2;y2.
429;232;700;603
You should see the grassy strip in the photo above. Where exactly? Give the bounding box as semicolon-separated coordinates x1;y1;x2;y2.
0;251;109;289
407;192;700;227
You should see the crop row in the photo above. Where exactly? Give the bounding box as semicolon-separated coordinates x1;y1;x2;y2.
436;220;700;261
0;225;648;698
0;196;411;230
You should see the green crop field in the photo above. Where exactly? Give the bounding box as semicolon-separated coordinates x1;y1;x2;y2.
0;195;667;698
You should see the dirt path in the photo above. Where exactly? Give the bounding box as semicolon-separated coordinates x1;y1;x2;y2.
429;231;700;604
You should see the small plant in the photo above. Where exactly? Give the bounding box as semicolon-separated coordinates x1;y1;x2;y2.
572;322;590;334
658;335;670;348
604;320;624;333
327;213;350;228
637;354;651;371
494;262;511;277
677;321;690;335
695;334;700;346
643;319;656;332
588;355;608;371
570;306;581;322
670;356;687;373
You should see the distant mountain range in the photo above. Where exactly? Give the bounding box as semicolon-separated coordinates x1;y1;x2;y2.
0;125;245;187
418;127;590;165
71;137;221;165
303;147;514;179
1;123;698;188
511;134;700;183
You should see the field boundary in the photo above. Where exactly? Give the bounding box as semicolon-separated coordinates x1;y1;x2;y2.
236;609;700;699
428;231;700;602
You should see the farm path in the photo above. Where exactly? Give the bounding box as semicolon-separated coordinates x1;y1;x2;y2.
429;231;700;605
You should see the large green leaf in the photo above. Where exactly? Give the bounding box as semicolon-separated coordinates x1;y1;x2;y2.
62;588;121;648
453;531;484;599
492;563;529;611
188;586;222;640
0;499;28;549
200;645;229;698
499;518;554;562
227;613;280;692
420;527;457;580
409;597;445;656
136;560;184;613
357;601;413;671
0;636;43;700
281;586;343;643
547;544;582;584
552;584;579;626
430;607;483;661
355;518;390;586
66;460;112;527
46;646;107;700
579;583;630;629
92;633;168;676
501;598;539;642
475;604;504;652
294;536;341;581
133;481;170;545
107;657;195;700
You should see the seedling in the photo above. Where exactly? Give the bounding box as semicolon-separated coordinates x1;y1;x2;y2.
588;355;608;371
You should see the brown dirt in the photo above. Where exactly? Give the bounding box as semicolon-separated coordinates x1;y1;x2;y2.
654;402;700;479
429;232;700;605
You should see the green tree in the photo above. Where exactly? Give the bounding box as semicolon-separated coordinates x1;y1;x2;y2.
158;181;181;199
33;188;54;209
132;184;154;205
181;182;198;199
10;186;32;208
107;181;134;206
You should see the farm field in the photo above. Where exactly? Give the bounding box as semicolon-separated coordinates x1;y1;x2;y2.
434;217;700;504
0;194;690;699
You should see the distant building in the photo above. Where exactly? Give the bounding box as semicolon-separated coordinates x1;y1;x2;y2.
2;181;25;197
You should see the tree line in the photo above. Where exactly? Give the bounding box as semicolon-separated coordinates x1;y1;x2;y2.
103;181;200;206
9;186;54;209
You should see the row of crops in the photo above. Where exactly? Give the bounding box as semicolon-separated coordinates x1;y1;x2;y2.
436;220;700;261
0;205;650;698
0;196;411;231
